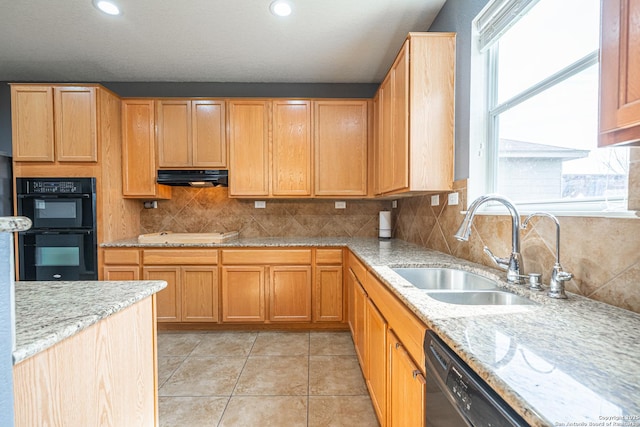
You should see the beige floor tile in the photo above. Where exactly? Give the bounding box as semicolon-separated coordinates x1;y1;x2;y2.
310;332;356;356
309;396;380;427
191;332;258;357
250;331;310;356
157;356;185;388
159;356;246;397
157;332;203;357
218;396;307;427
309;355;368;395
158;396;228;427
234;355;309;395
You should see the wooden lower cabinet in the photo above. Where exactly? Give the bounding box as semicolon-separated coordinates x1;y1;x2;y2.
144;266;181;322
103;265;139;281
270;266;312;322
144;265;218;323
388;329;426;427
314;248;344;322
366;298;388;425
352;270;368;371
221;266;267;322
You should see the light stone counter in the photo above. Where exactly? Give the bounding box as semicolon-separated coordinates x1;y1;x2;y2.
13;280;166;364
0;216;31;233
103;237;640;426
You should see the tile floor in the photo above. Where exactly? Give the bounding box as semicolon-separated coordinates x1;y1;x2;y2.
157;330;380;427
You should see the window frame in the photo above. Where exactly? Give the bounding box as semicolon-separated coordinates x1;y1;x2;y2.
468;0;634;217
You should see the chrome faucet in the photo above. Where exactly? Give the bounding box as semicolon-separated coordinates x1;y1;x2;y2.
522;212;572;299
454;194;524;284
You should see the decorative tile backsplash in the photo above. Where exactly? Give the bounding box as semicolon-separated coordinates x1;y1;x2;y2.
393;180;640;314
140;186;391;238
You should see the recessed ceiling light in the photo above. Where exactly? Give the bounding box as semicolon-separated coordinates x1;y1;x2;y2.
270;0;292;17
94;0;121;16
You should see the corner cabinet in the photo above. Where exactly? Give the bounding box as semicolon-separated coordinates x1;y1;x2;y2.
599;0;640;146
375;33;455;196
121;99;171;199
314;100;369;197
11;85;97;163
157;99;227;168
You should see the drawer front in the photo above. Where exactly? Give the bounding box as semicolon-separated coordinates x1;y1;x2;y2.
316;248;343;265
348;251;367;283
103;249;140;265
221;249;312;265
143;249;218;265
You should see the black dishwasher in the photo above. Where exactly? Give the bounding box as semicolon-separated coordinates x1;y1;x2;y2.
424;331;527;427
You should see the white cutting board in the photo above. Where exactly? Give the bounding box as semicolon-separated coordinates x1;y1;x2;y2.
137;231;239;244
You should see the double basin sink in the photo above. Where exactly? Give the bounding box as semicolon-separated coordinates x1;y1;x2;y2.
392;267;536;306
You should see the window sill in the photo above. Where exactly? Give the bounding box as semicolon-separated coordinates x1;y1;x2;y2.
469;203;639;219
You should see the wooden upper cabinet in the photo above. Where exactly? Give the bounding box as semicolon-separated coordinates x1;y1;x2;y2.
11;85;55;162
272;100;313;196
54;86;97;162
375;33;455;196
157;100;191;167
314;100;368;196
121;99;171;199
228;100;270;196
157;99;227;167
599;0;640;146
11;85;97;163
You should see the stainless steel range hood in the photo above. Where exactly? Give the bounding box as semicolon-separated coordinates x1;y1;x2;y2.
156;170;228;187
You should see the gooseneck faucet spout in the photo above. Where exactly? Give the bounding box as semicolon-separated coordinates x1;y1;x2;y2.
454;194;524;284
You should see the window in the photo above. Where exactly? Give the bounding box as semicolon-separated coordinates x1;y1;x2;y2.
471;0;630;214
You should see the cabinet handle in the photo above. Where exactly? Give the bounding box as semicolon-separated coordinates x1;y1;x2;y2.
395;342;402;349
413;370;426;385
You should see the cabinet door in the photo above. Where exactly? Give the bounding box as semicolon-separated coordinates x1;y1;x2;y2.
314;100;368;196
353;273;368;373
193;100;226;167
366;299;387;426
390;42;409;192
54;86;97;162
269;266;312;322
182;267;219;322
314;265;343;322
144;266;181;322
122;100;171;199
272;100;312;196
347;269;356;336
378;75;394;193
157;100;191;167
228;100;270;196
221;266;266;322
599;0;640;146
388;330;425;427
11;85;55;162
103;266;140;281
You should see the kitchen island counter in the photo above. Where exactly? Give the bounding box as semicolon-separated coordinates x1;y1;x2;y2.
13;279;166;364
103;237;640;426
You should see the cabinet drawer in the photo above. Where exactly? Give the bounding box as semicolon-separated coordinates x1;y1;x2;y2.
316;248;343;265
143;249;218;265
348;252;367;283
222;249;312;265
103;249;140;265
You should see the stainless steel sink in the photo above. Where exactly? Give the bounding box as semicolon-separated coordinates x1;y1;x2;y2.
426;291;537;305
392;267;498;291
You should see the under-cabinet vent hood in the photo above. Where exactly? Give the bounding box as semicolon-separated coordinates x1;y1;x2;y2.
156;170;228;187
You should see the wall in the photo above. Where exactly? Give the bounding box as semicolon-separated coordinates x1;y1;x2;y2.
0;83;11;156
0;233;14;426
393;181;640;313
428;0;491;180
140;186;390;238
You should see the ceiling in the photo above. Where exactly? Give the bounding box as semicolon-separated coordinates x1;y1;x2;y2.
0;0;446;84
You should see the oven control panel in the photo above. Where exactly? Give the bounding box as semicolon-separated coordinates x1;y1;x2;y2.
31;181;80;193
17;178;96;195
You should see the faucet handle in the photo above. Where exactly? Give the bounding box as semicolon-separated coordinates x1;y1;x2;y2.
483;246;510;270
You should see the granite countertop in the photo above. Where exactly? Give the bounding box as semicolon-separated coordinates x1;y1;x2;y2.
0;216;32;233
103;236;640;426
13;280;166;364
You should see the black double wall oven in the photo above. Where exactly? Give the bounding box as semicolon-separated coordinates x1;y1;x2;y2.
16;178;97;281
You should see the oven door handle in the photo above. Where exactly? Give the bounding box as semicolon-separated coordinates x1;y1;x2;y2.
17;194;91;199
22;230;93;235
